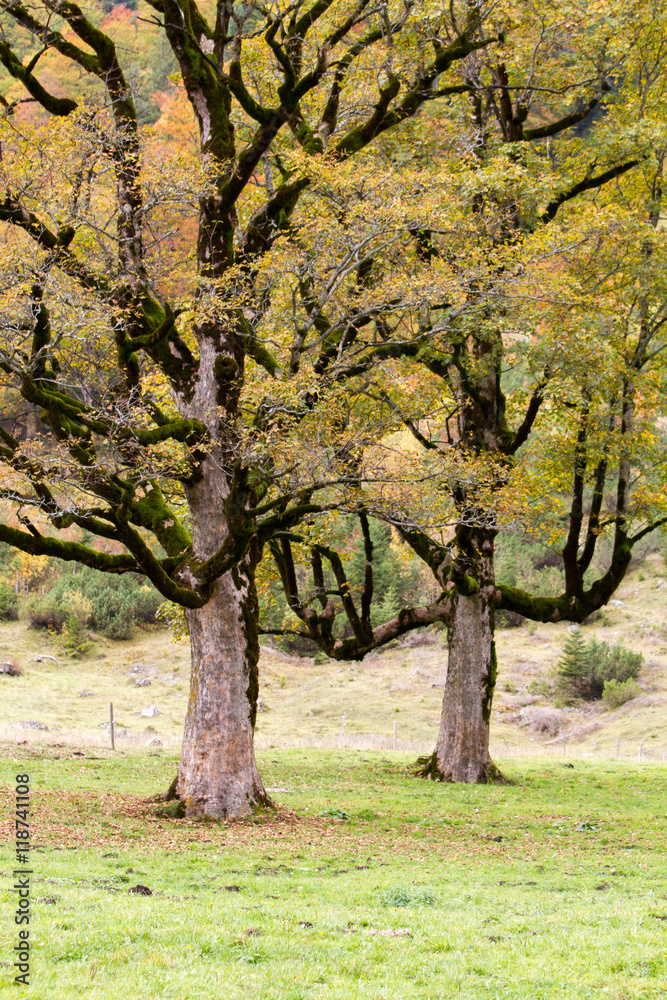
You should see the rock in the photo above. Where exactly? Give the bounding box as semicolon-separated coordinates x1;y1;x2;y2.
135;678;151;687
430;675;448;688
567;625;581;634
11;720;48;730
78;690;95;697
148;738;163;747
609;599;625;607
141;705;160;717
99;722;128;736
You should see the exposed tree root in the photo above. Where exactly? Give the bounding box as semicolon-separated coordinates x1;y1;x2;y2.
414;752;509;784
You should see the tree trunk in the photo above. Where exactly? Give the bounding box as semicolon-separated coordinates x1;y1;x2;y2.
419;532;504;783
176;561;272;818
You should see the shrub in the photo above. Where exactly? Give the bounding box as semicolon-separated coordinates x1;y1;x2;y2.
27;595;70;631
27;567;162;638
556;630;593;699
557;631;643;701
0;582;18;621
592;640;643;684
602;678;640;710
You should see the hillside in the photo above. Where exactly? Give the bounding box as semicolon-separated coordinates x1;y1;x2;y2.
1;554;666;765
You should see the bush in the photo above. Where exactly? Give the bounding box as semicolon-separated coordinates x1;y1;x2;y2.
27;595;70;631
27;567;162;639
557;631;643;701
602;678;640;709
0;582;18;621
591;640;643;684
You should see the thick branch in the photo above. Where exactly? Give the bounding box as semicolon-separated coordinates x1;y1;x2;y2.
541;160;641;224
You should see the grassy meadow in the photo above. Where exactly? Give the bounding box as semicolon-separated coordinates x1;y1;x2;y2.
0;555;666;996
0;748;666;999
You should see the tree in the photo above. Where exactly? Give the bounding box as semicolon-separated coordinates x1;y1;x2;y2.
377;1;667;782
0;0;499;816
263;1;667;783
555;629;589;700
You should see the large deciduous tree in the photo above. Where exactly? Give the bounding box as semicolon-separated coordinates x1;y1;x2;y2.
262;1;667;783
0;0;501;816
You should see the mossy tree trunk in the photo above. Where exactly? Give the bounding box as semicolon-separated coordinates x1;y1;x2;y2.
178;564;270;818
423;592;500;783
418;528;503;783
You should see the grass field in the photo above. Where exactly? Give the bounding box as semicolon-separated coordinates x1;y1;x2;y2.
1;746;666;999
1;556;666;996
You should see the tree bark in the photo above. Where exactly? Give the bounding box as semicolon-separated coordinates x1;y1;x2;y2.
176;561;271;818
419;532;504;783
173;453;271;819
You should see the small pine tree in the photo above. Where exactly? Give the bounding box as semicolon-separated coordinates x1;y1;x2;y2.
371;584;402;628
556;629;596;700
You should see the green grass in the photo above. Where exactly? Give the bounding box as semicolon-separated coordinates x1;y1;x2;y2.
1;747;666;998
